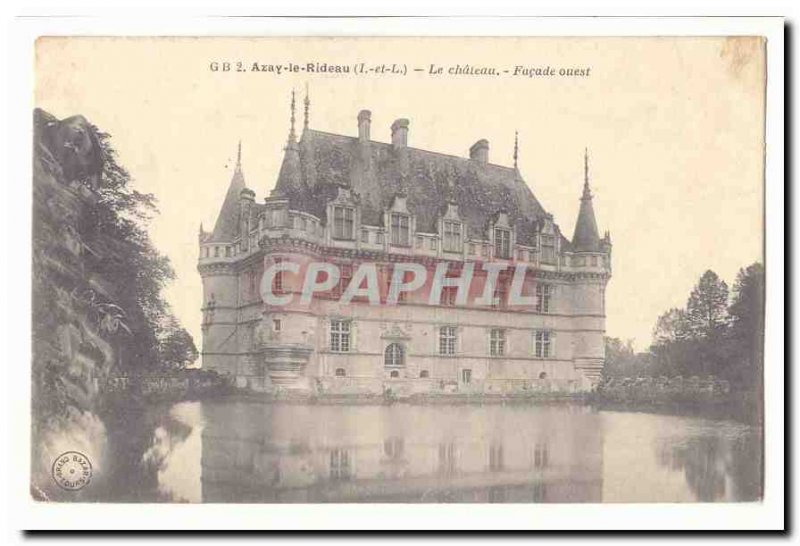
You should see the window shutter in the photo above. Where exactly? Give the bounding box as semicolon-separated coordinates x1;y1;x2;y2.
550;332;557;359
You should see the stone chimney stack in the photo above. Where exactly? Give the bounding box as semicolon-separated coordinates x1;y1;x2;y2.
357;110;371;142
469;139;489;164
391;118;409;148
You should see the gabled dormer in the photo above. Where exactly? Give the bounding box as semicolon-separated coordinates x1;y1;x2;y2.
327;185;360;242
490;210;515;260
439;201;464;254
539;213;558;265
384;192;414;248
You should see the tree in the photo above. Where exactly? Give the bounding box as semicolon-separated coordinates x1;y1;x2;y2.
157;319;200;370
685;270;730;338
728;263;765;392
86;128;198;372
604;337;654;378
652;308;690;345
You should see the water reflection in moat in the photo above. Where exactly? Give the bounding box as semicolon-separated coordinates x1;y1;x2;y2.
133;399;761;503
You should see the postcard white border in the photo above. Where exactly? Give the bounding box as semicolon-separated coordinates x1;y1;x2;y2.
4;15;785;532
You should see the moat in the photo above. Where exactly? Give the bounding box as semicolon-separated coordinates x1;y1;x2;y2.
76;399;762;503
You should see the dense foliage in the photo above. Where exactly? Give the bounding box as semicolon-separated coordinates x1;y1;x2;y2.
605;263;764;393
89;128;199;372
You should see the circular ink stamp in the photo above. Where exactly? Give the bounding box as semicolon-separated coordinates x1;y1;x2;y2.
52;451;92;491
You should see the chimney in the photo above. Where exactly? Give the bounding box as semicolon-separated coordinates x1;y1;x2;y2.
469;139;489;164
391;118;409;148
357;110;371;141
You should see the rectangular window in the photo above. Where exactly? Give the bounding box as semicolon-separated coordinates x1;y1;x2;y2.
493;276;509;309
429;238;437;251
361;229;369;243
273;257;284;294
329;449;352;481
439;326;457;355
416;236;423;248
385;268;410;303
535;284;552;313
534;330;551;358
376;232;384;244
461;369;472;384
541;235;556;263
391;213;410;246
443;221;462;252
332;264;352;299
591;255;598;266
333;206;355;240
330;320;351;353
442;286;457;306
490;329;506;356
469;243;476;255
273;319;281;332
495;228;511;259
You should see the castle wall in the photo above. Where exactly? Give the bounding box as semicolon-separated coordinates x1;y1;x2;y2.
200;238;609;395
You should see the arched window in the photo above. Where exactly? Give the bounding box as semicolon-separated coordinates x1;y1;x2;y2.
419;370;429;379
390;370;400;378
384;343;405;368
539;371;547;380
335;368;346;377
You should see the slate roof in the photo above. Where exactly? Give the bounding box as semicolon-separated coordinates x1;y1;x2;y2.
272;129;556;246
572;186;602;252
207;166;245;242
207;166;265;243
209;124;593;250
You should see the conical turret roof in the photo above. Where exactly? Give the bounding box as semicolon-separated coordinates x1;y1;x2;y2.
572;149;601;252
208;143;247;242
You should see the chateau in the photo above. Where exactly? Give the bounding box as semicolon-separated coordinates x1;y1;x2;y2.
198;93;612;396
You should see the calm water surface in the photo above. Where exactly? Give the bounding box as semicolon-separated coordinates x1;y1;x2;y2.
101;399;761;503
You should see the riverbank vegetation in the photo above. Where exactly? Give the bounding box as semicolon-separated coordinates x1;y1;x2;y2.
602;264;764;408
33;110;199;426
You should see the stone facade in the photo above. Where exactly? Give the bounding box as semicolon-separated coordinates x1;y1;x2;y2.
198;99;612;396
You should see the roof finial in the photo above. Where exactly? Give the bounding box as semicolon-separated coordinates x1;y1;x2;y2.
236;140;242;170
303;82;310;131
289;88;297;141
513;130;519;170
582;147;592;199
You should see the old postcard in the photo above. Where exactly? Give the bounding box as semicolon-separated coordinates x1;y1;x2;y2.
19;23;782;529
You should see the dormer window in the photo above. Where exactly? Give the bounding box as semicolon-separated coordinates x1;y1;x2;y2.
494;228;511;259
443;221;462;253
390;213;410;247
541;235;556;263
333;206;355;240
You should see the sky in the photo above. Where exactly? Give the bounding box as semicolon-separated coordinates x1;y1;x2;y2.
35;36;765;353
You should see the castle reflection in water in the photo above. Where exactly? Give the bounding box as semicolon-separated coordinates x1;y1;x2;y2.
139;399;760;503
200;402;604;503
